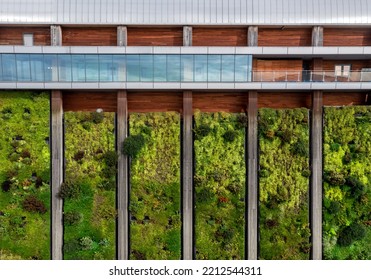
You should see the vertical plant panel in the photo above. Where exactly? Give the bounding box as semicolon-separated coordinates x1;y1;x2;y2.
0;92;50;260
259;108;310;260
323;106;371;260
129;112;181;260
63;112;116;260
194;111;245;260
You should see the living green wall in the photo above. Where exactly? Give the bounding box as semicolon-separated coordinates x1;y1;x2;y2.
0;92;50;260
194;111;245;260
323;106;371;260
129;112;181;260
63;112;116;260
258;108;311;260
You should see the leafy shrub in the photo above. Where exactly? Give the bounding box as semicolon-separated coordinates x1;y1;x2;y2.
90;112;104;124
2;106;12;119
338;224;366;246
259;169;270;178
324;171;346;186
64;211;82;226
346;176;366;198
73;151;85;162
82;122;92;131
80;236;94;250
326;201;341;214
194;124;212;139
277;129;293;143
265;130;275;139
291;140;309;157
342;151;352;164
301;169;311;177
35;177;43;188
222;130;238;142
22;195;47;214
330;143;341;152
9;152;20;162
64;239;81;253
103;150;118;167
1;180;12;192
98;178;115;191
122;134;145;158
21;149;31;158
196;187;214;203
58;181;81;199
236;114;248;129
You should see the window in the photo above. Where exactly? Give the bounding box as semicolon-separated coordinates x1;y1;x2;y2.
23;33;34;46
335;65;351;77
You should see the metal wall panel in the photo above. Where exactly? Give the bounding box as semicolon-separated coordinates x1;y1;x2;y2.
0;0;370;25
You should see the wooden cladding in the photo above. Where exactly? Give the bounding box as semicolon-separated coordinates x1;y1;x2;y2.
323;93;368;106
127;27;183;46
253;59;303;81
62;27;117;46
259;92;311;109
322;60;371;71
0;27;50;45
128;92;183;112
193;28;247;46
193;92;247;112
258;28;312;46
63;92;117;112
324;28;371;46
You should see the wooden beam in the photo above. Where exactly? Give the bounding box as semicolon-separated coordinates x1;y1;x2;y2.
50;25;62;46
182;91;193;260
51;90;63;260
183;26;192;46
117;26;127;46
311;90;323;260
247;91;258;259
248;26;258;47
312;26;323;47
117;90;129;260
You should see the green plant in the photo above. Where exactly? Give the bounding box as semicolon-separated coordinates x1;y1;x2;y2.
64;211;82;226
73;151;85;162
194;124;212;139
222;130;238;142
58;181;81;199
90;112;104;124
22;195;47;214
338;224;366;246
291;140;309;157
122;134;145;158
80;236;94;250
1;180;12;192
236;114;248;129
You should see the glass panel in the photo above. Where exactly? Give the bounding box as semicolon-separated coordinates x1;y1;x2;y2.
343;65;351;76
43;54;58;82
207;55;221;82
0;92;50;259
16;54;31;82
30;55;44;82
71;55;86;82
154;55;167;82
112;55;126;82
99;55;113;82
129;113;181;260
85;55;99;82
127;55;140;82
221;55;235;82
323;106;371;260
0;55;2;80
181;55;194;82
58;55;72;82
259;108;310;260
235;55;249;82
194;55;207;82
140;55;153;82
64;112;116;260
194;112;246;260
2;54;17;81
167;55;181;82
335;65;342;76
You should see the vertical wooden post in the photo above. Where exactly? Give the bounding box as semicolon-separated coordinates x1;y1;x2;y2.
117;90;129;260
183;91;193;260
183;26;192;47
248;26;258;47
312;26;324;47
247;91;258;260
50;25;62;46
117;26;127;47
311;91;323;260
51;90;63;260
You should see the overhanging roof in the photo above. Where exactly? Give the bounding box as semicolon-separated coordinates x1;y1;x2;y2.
0;0;370;26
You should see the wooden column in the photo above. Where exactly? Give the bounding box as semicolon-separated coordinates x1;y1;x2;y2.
182;91;193;260
311;91;323;260
183;26;192;46
117;26;127;46
248;26;258;47
117;90;129;260
50;25;62;46
247;91;258;259
312;26;323;47
51;90;63;260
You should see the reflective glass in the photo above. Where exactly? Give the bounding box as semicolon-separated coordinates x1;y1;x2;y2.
99;55;113;82
30;55;44;82
140;55;153;82
194;55;207;82
221;55;235;82
167;55;181;82
127;55;140;82
112;55;125;82
58;54;72;82
2;54;17;81
71;55;85;82
0;55;2;80
154;55;166;82
85;55;99;82
208;55;221;82
181;55;193;82
43;54;58;82
235;55;249;82
16;54;31;81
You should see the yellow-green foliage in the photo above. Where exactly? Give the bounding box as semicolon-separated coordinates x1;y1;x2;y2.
259;108;310;260
194;111;245;260
323;106;371;260
129;113;181;260
0;91;50;260
63;112;116;260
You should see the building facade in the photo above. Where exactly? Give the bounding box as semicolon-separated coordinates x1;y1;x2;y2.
0;0;370;260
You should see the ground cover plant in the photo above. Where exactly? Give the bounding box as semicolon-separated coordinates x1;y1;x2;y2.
258;108;311;260
323;106;371;260
0;91;50;260
127;112;181;260
194;111;245;260
63;112;116;260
